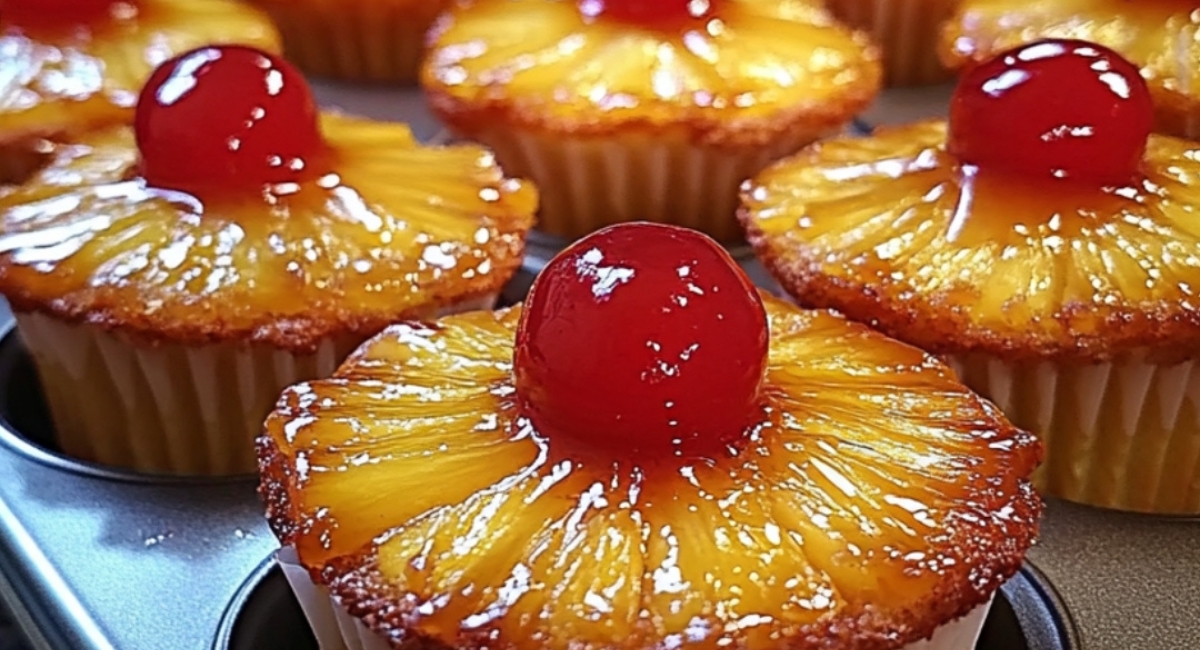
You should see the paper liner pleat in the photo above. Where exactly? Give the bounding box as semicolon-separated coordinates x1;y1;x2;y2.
12;294;496;477
825;0;957;87
15;312;360;476
277;547;993;650
458;126;828;243
251;2;433;84
945;352;1200;514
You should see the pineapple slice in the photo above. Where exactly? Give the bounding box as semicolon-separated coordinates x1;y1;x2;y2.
0;0;279;144
0;115;537;351
939;0;1200;137
740;120;1200;359
260;297;1041;649
422;0;880;142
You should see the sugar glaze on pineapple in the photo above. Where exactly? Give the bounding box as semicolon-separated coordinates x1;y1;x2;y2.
260;224;1041;650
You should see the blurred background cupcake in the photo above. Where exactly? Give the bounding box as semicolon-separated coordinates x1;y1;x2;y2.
422;0;881;243
0;0;278;182
740;40;1200;514
941;0;1200;139
0;45;536;476
244;0;449;83
825;0;960;86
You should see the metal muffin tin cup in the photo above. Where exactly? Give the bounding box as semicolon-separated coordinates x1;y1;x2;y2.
0;84;1193;650
211;554;1079;650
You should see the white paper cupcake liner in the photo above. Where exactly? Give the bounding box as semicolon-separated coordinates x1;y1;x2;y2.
13;294;496;477
459;126;828;243
945;351;1200;514
826;0;957;86
251;1;438;83
277;547;994;650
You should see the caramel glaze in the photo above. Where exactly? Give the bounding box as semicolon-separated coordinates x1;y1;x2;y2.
259;297;1041;650
0;115;537;352
0;0;279;144
741;120;1200;363
421;0;881;147
939;0;1200;138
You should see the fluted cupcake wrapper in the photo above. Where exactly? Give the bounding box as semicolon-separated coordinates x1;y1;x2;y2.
279;547;390;650
13;294;496;477
825;0;957;87
251;2;433;84
945;352;1200;514
462;126;828;243
277;547;993;650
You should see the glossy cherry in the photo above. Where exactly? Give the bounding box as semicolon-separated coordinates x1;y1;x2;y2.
2;0;126;27
579;0;724;29
515;223;768;459
135;45;328;196
948;39;1154;186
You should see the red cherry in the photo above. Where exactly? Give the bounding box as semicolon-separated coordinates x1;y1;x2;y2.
2;0;125;27
135;45;329;196
579;0;724;29
948;39;1154;186
515;223;768;459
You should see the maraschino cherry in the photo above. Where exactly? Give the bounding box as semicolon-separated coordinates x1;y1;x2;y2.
948;39;1154;187
515;223;768;459
135;45;329;196
580;0;723;30
2;0;128;27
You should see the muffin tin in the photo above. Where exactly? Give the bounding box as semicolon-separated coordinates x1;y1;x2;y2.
0;83;1196;650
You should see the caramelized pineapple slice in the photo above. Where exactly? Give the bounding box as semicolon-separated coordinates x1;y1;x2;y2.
0;116;536;351
422;0;880;139
740;121;1200;358
939;0;1200;136
260;297;1041;649
0;0;279;143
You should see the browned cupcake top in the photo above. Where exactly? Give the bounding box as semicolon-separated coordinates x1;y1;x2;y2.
741;120;1200;362
421;0;881;146
940;0;1200;138
260;297;1041;650
0;115;536;352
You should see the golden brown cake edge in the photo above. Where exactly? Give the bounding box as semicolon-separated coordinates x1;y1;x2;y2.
257;304;1044;650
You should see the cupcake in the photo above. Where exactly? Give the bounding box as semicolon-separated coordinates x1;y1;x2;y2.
421;0;881;243
259;222;1042;650
940;0;1200;139
825;0;960;86
245;0;449;83
0;0;279;182
741;39;1200;514
0;45;537;476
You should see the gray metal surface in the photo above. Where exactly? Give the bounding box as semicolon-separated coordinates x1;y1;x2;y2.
213;559;1077;650
0;84;1192;650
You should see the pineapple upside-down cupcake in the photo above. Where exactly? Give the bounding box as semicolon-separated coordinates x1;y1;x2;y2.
0;0;279;182
741;39;1200;514
825;0;960;86
260;222;1042;650
940;0;1200;139
244;0;448;83
421;0;881;243
0;45;537;476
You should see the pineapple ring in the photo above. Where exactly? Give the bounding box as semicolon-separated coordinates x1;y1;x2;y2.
740;120;1200;362
0;116;537;352
421;0;881;146
259;297;1042;650
0;0;279;144
939;0;1200;138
